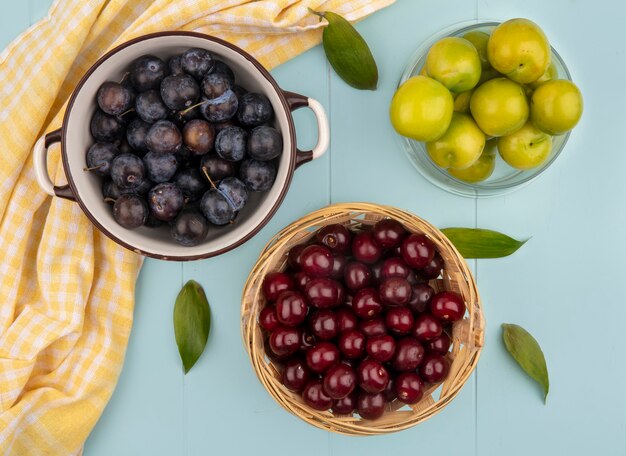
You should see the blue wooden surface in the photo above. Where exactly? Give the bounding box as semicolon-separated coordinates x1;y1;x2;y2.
3;0;626;454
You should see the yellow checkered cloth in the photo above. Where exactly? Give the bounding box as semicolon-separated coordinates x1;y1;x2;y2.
0;0;393;454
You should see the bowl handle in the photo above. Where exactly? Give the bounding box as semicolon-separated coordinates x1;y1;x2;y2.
283;91;330;168
32;128;76;201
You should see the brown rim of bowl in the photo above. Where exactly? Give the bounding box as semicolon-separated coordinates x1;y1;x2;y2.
61;31;300;261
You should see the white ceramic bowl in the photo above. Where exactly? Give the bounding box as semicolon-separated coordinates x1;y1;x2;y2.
34;32;329;260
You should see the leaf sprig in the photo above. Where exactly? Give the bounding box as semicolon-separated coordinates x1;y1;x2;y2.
174;280;211;374
502;323;550;403
442;227;527;258
310;9;378;90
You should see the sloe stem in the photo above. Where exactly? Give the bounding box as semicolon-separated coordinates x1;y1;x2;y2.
180;99;208;116
119;72;130;85
201;166;217;189
118;108;135;118
83;163;105;172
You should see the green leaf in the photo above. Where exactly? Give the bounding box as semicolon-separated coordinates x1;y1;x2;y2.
173;280;211;374
441;228;527;258
502;323;550;403
310;9;378;90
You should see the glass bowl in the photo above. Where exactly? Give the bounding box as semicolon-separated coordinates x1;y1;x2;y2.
398;21;572;198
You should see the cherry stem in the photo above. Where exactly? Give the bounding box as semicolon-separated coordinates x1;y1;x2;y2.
83;163;105;172
201;166;217;190
103;197;116;204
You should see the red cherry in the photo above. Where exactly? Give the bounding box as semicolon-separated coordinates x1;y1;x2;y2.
343;261;372;292
385;307;414;335
352;288;383;319
359;317;387;338
419;353;450;383
299;330;316;352
383;375;397;402
330;254;348;280
427;332;452;355
357;392;386;420
392;337;425;372
401;234;435;269
308;310;338;341
406;270;426;285
292;271;311;291
338;329;366;359
372;219;406;248
395;373;424;404
380;257;411;279
370;261;383;285
300;244;333;278
332;391;357;414
275;291;308;327
323;363;357;399
379;277;412;306
366;335;396;362
316;224;352;254
287;244;306;270
303;379;333;411
407;283;435;314
269;326;301;358
259;305;279;331
422;253;444;279
306;342;340;374
431;291;466;322
262;272;294;301
336;307;358;332
282;358;311;392
352;232;383;264
340;358;358;369
412;314;443;341
357;358;389;393
305;278;345;308
264;335;290;363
